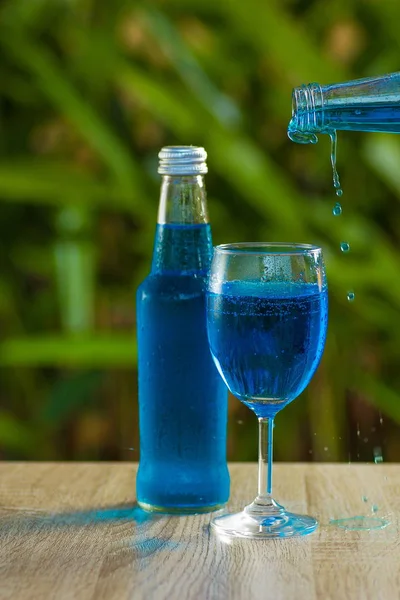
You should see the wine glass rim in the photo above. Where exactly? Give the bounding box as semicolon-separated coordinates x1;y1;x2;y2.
214;242;321;255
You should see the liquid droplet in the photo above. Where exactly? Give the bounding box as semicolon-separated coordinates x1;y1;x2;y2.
372;505;379;513
340;242;350;253
332;202;342;216
362;495;368;503
355;109;362;116
347;291;355;302
287;125;318;144
336;188;343;197
373;446;383;464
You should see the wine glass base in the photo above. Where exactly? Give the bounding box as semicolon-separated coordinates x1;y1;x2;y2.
211;509;318;539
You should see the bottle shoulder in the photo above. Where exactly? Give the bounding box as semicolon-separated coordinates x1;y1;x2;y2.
137;272;207;298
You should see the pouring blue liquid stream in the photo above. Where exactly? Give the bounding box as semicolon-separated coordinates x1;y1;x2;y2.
289;72;400;529
289;71;400;303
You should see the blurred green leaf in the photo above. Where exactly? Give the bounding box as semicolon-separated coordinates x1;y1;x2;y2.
358;376;400;425
0;336;137;367
0;33;139;192
40;371;104;425
118;63;198;137
141;6;242;127
0;411;37;453
165;0;345;83
0;161;127;205
363;135;400;199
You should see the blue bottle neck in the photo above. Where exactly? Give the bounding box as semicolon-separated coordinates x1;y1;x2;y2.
289;71;400;143
151;175;213;275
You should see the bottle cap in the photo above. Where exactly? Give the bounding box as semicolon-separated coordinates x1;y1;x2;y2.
158;146;208;175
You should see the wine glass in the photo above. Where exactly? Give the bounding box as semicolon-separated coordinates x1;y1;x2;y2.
206;243;328;539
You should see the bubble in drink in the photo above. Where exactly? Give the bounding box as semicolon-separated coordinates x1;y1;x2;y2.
340;242;350;253
347;291;355;302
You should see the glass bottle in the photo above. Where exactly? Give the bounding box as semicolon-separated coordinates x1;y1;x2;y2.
289;71;400;144
136;146;230;513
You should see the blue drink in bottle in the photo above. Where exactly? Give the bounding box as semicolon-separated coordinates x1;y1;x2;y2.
136;146;230;513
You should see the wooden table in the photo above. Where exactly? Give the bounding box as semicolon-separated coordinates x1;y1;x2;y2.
0;463;398;599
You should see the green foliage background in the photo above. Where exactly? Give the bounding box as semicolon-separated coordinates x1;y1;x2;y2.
0;0;399;462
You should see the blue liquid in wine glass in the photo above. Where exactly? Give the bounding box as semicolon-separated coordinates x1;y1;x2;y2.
207;280;328;418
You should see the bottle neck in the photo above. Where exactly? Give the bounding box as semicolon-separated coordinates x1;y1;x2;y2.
288;83;324;143
151;175;212;275
157;175;209;225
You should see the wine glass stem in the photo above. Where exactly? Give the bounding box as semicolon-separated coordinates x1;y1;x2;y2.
258;417;274;499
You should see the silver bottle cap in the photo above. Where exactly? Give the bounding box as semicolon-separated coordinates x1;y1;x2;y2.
158;146;208;175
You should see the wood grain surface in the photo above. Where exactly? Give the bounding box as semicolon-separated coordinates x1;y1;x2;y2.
0;463;398;600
